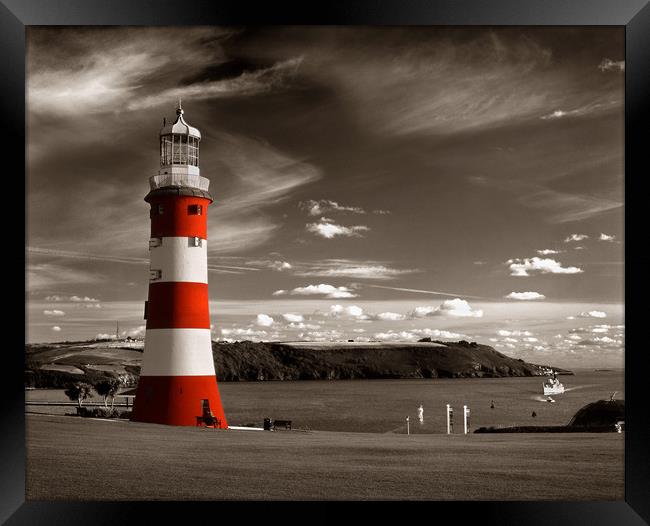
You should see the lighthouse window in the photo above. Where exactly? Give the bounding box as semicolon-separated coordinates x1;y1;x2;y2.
188;204;202;215
149;269;162;281
189;236;202;247
161;135;173;166
188;136;199;166
172;135;188;165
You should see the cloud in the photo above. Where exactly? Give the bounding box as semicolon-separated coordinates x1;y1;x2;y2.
220;327;269;340
299;199;365;216
51;326;61;332
281;284;358;299
295;260;417;280
28;27;301;117
46;294;100;302
329;304;367;319
43;309;65;317
367;284;485;299
497;330;533;337
256;314;275;327
27;262;103;292
287;322;321;330
598;59;625;72
505;291;546;301
374;312;406;321
536;249;562;255
274;261;292;271
578;310;607;318
410;298;483;318
373;328;465;342
540;100;620;121
306;218;370;239
282;313;304;323
507;257;583;276
599;233;616;242
564;234;589;242
518;188;622;224
134;57;304;111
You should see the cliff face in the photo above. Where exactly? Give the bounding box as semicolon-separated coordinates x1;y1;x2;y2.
211;340;548;381
25;339;564;388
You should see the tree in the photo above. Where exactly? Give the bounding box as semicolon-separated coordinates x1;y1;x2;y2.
64;382;93;408
94;379;121;409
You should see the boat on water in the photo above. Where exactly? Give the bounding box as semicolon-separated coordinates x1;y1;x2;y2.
543;371;565;396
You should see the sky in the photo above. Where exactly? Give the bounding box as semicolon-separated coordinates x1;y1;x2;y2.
26;27;625;368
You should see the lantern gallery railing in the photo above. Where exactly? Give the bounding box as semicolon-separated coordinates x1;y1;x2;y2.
149;173;210;192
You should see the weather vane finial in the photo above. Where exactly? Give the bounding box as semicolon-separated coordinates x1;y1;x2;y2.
176;98;184;116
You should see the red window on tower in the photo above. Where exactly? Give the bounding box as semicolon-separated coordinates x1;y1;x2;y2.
188;204;202;215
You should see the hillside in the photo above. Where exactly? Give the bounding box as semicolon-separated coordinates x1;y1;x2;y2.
25;338;570;388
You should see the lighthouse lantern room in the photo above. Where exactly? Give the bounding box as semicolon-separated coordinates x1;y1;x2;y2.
131;102;228;428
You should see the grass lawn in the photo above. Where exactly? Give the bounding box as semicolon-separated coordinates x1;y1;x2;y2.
26;414;624;500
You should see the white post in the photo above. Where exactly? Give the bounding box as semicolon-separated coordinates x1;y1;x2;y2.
446;404;451;434
464;405;469;435
406;416;410;435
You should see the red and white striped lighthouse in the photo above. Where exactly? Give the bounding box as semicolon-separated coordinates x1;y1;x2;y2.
131;102;228;428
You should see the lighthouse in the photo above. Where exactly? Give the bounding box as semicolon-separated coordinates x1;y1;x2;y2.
131;102;228;428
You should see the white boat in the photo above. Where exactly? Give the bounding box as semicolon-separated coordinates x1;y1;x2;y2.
543;371;565;396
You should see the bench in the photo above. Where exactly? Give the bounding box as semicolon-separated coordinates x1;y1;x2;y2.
273;419;292;430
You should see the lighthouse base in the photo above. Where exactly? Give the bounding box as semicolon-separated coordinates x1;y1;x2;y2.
131;375;228;428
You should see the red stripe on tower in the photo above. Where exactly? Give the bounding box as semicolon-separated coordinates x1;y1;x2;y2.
131;102;228;428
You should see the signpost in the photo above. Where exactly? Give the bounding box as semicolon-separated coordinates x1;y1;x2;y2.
464;405;470;434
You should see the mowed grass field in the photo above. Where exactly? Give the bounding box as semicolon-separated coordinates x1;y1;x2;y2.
26;414;623;500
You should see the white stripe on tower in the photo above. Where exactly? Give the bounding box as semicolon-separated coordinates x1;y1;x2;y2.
140;328;216;376
149;237;208;283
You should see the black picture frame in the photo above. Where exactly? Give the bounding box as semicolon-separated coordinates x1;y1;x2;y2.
5;0;649;523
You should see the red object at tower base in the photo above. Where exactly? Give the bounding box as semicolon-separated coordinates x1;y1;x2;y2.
131;375;228;428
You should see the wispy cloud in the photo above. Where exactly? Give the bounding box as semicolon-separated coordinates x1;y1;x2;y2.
540;100;620;120
28;28;301;117
294;260;418;280
299;199;366;216
306;218;370;239
598;58;625;72
132;58;304;111
564;234;589;242
27;247;251;274
367;284;486;300
521;189;622;224
599;233;616;242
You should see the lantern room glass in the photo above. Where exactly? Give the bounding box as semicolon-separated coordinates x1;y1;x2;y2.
160;134;200;167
